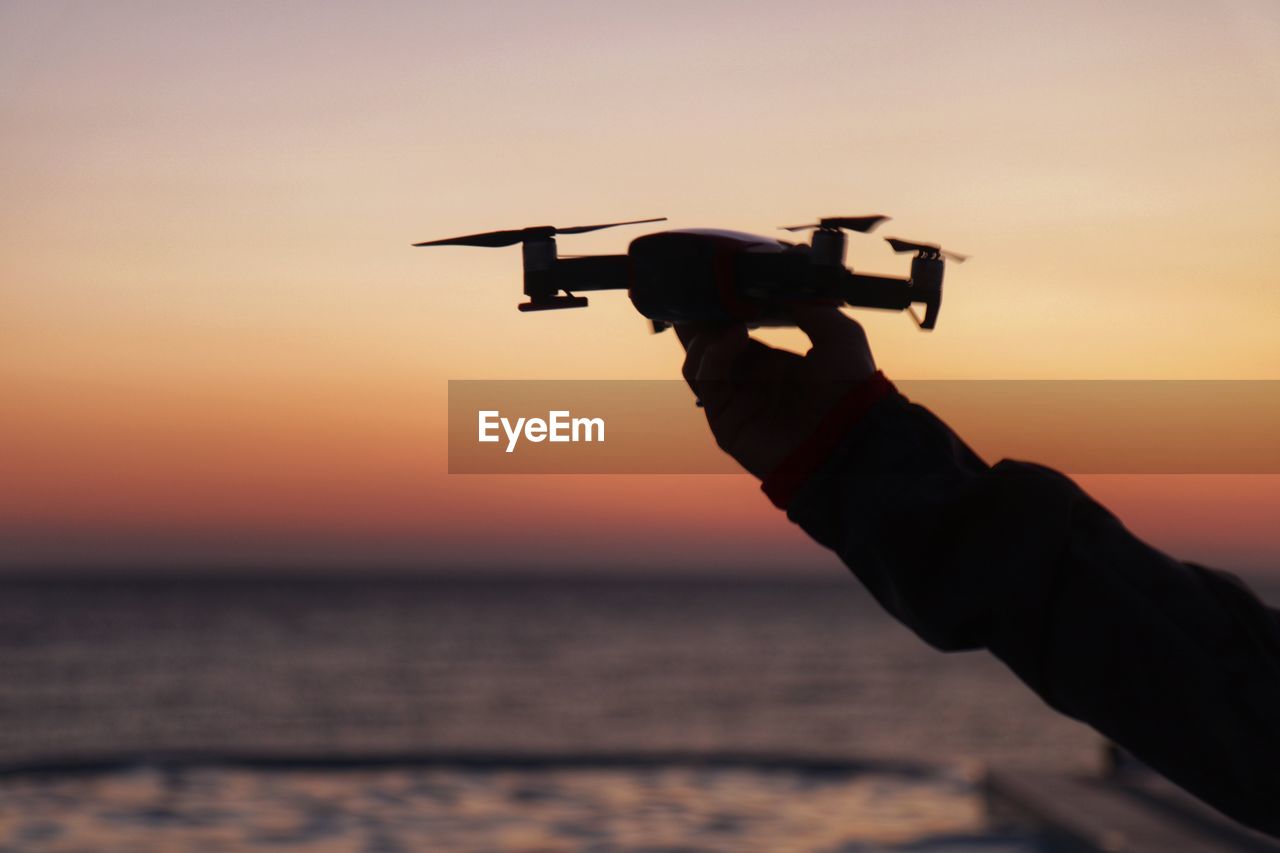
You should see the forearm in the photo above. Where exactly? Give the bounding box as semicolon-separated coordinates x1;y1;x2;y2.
784;389;1280;834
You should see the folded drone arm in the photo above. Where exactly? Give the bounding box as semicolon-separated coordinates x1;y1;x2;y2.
551;255;630;292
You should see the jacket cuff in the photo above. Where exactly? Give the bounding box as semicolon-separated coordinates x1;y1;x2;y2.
760;371;899;509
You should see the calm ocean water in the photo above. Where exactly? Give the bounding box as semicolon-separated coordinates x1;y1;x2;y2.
6;573;1250;850
0;576;1101;769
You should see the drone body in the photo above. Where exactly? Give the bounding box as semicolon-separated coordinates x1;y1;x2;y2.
414;216;963;332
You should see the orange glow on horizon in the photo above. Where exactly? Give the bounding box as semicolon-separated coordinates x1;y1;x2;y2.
3;1;1279;574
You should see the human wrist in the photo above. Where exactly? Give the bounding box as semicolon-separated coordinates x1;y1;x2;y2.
760;371;898;509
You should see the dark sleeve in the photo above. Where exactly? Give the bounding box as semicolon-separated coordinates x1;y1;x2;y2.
784;391;1280;837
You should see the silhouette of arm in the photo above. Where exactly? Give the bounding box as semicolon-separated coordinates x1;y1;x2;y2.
783;389;1280;836
676;308;1280;836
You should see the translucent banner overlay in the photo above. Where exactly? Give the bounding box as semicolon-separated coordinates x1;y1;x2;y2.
448;380;1280;474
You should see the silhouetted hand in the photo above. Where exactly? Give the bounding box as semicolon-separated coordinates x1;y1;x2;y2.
675;306;877;480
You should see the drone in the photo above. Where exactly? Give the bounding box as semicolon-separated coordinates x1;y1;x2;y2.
413;215;964;332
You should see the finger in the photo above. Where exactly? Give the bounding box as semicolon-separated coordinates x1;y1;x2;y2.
689;326;749;413
693;325;750;382
697;337;794;400
698;340;799;431
680;326;737;388
680;323;747;388
791;305;868;354
682;329;714;386
674;321;738;352
673;323;700;351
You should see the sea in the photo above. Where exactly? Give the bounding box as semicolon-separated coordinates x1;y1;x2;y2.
1;574;1252;851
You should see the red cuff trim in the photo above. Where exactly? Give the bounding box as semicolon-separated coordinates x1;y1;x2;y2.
761;371;898;510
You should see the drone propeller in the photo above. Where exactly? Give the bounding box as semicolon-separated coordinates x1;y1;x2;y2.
556;217;667;235
413;217;666;248
780;215;890;234
885;237;968;263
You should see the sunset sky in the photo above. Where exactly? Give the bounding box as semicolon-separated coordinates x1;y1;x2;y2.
3;1;1279;575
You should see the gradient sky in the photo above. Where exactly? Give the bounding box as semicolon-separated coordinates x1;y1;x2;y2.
3;0;1279;575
